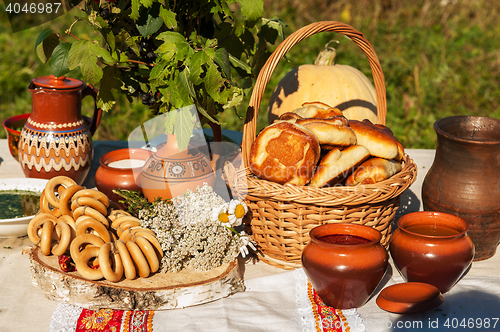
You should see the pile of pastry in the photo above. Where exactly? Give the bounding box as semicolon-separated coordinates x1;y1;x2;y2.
249;102;404;187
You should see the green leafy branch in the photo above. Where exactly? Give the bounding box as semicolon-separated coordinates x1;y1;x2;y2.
35;0;285;150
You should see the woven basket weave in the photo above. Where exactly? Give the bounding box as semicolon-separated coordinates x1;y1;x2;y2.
228;21;417;270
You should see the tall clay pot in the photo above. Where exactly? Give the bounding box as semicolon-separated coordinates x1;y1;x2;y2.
18;75;102;185
139;133;216;201
301;223;388;309
422;116;500;260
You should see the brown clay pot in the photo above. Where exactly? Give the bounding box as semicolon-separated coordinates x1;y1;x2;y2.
2;113;29;162
301;223;388;309
390;211;475;294
18;75;102;185
95;148;154;208
422;116;500;260
139;133;216;201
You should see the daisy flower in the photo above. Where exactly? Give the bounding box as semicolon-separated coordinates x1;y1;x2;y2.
239;231;257;258
212;203;230;226
227;200;248;227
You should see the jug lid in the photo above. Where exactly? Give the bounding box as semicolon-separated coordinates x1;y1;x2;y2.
31;75;84;89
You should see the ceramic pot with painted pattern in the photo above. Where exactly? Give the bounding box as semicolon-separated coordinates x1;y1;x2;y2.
139;133;216;201
18;75;102;185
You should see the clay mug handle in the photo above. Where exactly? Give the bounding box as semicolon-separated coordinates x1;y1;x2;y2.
82;84;103;136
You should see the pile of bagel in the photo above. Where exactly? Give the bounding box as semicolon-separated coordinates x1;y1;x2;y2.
28;176;163;282
249;102;405;187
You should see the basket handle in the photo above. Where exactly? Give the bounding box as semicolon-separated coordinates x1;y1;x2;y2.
241;21;387;167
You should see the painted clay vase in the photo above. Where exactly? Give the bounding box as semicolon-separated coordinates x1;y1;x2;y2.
390;211;474;294
421;116;500;260
18;75;102;185
95;148;154;208
301;223;388;309
139;133;216;201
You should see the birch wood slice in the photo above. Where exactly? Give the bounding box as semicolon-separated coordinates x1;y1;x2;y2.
28;246;245;311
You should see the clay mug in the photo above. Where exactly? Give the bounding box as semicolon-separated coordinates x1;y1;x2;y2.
390;211;475;294
95;148;154;208
301;223;388;309
18;75;102;185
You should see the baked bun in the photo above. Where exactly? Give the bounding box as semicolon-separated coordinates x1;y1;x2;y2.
293;102;343;119
278;112;303;121
345;157;403;186
296;117;355;147
249;121;321;186
348;120;399;159
310;145;370;188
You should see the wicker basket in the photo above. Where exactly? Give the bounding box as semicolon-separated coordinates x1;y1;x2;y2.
228;21;417;270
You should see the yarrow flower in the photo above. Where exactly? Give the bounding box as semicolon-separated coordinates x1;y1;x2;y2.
227;200;248;227
212;203;231;226
239;231;257;258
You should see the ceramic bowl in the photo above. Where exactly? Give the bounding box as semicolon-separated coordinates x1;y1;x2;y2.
0;178;47;238
2;113;30;161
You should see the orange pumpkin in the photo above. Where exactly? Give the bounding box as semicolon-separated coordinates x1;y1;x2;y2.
267;44;378;124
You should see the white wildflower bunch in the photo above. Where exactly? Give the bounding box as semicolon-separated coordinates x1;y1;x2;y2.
138;183;252;273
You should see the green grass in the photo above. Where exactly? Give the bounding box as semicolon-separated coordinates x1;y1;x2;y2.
2;0;500;149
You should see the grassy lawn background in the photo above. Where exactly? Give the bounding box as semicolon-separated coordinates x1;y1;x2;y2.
1;0;500;149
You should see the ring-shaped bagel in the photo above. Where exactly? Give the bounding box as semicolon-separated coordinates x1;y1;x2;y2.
28;213;57;245
71;197;108;216
40;221;54;256
134;236;160;273
133;231;164;258
108;209;131;222
99;242;124;282
44;176;77;208
115;240;136;280
111;215;140;230
70;234;105;263
73;206;109;228
72;189;110;207
40;190;62;217
58;185;84;216
51;221;72;256
126;240;150;278
116;220;141;237
76;218;112;243
75;246;104;281
57;214;76;231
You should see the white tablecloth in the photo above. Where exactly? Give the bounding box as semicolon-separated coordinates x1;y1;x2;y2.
1;139;499;332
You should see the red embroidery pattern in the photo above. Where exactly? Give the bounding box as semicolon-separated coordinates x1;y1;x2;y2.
76;309;154;332
122;310;154;332
307;281;349;332
76;309;123;332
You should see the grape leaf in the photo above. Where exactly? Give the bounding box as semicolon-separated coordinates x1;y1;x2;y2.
213;48;232;81
67;40;103;85
173;105;198;152
159;6;177;29
131;0;140;20
97;66;122;112
36;30;59;64
140;0;153;8
136;2;163;37
50;42;71;77
239;0;263;24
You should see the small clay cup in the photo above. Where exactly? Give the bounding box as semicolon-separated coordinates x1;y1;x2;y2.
301;223;388;309
95;148;153;208
3;113;29;161
390;211;475;293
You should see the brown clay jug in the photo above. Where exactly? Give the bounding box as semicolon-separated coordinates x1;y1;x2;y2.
139;132;216;201
18;75;102;185
301;223;388;309
421;116;500;261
